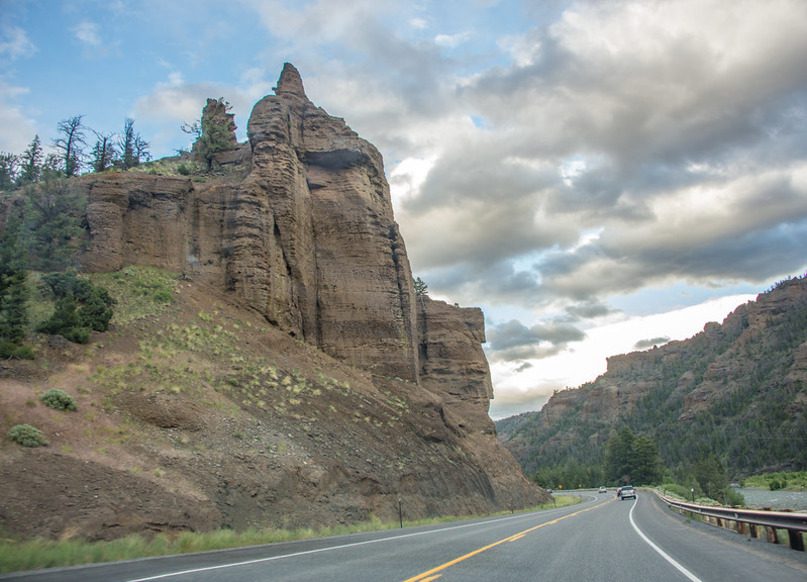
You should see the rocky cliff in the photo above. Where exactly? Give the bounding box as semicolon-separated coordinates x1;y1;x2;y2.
498;277;807;477
81;64;421;382
76;63;502;436
0;64;544;542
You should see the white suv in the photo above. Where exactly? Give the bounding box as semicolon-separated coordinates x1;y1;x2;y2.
618;485;636;500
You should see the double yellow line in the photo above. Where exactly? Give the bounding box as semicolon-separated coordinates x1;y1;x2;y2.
403;500;608;582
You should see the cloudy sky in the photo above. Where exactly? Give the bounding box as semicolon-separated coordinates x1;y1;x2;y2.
2;0;806;418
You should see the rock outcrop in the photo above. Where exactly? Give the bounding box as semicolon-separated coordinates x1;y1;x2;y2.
0;63;545;541
417;296;495;434
78;64;508;414
81;63;423;383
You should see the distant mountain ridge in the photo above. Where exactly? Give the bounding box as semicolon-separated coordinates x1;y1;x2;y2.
497;277;807;478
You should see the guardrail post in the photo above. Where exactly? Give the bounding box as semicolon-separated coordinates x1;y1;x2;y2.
788;530;805;551
749;524;757;539
767;527;779;544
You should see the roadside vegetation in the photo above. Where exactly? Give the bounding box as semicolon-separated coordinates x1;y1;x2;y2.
0;496;579;574
741;471;807;491
532;427;745;507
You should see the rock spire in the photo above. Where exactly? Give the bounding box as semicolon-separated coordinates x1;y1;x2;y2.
274;62;307;98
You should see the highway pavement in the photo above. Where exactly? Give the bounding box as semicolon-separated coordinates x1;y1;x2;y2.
3;490;806;581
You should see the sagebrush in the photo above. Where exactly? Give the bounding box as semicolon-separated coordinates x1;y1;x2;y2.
40;389;77;411
8;424;48;447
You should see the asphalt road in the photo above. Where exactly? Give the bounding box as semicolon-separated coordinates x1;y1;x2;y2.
4;491;807;581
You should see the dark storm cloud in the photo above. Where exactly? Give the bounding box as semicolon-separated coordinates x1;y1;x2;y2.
406;137;558;213
395;0;807;308
565;301;613;320
246;0;807;315
634;337;671;350
487;318;585;362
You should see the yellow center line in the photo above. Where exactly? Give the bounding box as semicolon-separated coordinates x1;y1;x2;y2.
402;501;608;582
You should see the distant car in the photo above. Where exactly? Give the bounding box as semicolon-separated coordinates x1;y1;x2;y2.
598;486;607;494
618;485;636;500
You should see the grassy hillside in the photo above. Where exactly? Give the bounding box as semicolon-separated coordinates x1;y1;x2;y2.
2;266;540;544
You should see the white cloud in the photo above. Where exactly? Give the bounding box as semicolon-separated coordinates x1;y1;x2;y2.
434;32;472;48
0;25;36;60
132;67;283;152
134;74;211;124
0;102;36;152
73;21;101;47
389;156;435;213
241;0;396;46
409;17;428;30
498;32;541;67
0;82;34;152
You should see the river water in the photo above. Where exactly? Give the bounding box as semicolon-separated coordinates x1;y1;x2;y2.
731;487;807;511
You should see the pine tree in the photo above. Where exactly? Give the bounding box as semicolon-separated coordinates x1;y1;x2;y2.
414;277;429;296
0;213;31;357
632;436;662;485
18;135;43;185
23;176;86;271
54;116;87;177
37;272;114;343
604;427;636;483
91;132;116;173
0;152;18;190
116;119;150;169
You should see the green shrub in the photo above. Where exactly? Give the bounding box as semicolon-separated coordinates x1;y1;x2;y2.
661;483;696;499
177;163;191;176
0;340;35;359
724;488;745;506
37;272;115;343
8;424;47;447
40;389;77;411
90;266;176;325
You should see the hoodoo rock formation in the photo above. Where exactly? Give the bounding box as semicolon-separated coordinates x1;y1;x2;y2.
0;64;544;541
78;63;507;426
81;64;424;383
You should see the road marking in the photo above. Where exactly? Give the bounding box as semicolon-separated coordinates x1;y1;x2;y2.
629;498;703;582
402;501;606;582
125;504;588;581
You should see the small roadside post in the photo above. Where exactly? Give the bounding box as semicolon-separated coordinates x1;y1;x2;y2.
398;498;403;529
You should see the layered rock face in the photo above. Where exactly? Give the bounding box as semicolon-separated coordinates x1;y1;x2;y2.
417;296;496;433
75;62;508;458
81;64;423;382
238;64;419;380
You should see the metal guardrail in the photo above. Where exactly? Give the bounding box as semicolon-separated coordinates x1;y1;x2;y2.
657;492;807;551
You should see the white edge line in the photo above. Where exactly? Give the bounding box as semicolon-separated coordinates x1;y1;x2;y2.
629;497;703;582
126;502;590;581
